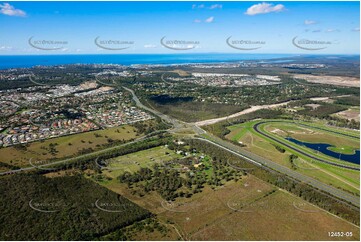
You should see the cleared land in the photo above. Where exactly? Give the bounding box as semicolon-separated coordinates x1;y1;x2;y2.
101;146;183;179
102;175;360;241
195;101;290;126
294;74;360;87
333;108;360;122
0;125;138;169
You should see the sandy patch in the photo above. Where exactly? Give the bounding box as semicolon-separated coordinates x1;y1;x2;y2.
294;74;360;87
195;101;291;126
333;109;360;122
270;128;287;136
305;104;321;109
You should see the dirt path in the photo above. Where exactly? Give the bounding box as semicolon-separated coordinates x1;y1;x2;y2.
194;101;291;126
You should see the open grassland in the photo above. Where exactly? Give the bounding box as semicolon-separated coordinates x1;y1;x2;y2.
328;146;358;155
101;175;360;241
225;120;360;195
0;125;138;169
101;146;183;179
265;122;359;150
100;217;180;241
191;190;359;241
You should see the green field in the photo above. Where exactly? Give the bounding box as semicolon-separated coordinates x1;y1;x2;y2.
225;119;360;195
101;146;184;179
0;125;139;170
327;146;357;155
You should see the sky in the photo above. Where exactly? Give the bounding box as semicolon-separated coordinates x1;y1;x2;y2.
0;1;360;55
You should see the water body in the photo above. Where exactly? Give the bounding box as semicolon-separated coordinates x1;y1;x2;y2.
257;59;294;63
286;137;360;165
0;54;292;69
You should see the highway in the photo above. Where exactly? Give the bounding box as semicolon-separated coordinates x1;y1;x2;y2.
193;135;360;207
123;87;360;207
2;86;359;207
123;86;185;130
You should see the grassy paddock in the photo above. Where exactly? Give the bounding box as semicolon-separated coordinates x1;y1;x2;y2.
100;175;359;241
0;125;138;168
102;146;183;179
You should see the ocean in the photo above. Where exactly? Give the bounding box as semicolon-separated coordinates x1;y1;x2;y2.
0;53;293;69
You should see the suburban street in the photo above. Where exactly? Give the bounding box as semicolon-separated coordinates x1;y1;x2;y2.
1;86;359;207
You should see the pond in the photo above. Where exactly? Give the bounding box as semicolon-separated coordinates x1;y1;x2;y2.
285;137;360;165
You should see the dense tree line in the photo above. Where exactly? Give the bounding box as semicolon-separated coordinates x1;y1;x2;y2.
274;144;286;153
289;154;298;170
99;217;169;241
334;95;360;107
132;119;170;135
0;174;150;240
0;161;20;170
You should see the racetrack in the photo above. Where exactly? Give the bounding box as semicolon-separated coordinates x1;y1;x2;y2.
253;120;360;171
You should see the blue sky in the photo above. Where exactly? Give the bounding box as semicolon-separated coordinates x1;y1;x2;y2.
0;1;359;55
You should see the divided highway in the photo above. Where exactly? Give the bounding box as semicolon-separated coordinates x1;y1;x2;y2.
194;135;360;207
123;87;360;207
2;86;359;207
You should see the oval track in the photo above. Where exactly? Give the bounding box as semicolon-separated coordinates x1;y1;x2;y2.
253;121;360;171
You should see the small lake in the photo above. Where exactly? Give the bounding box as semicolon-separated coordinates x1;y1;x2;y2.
286;137;360;165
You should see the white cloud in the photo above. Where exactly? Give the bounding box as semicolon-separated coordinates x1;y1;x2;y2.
325;29;339;33
351;27;360;32
245;2;285;16
304;20;317;25
205;16;214;23
0;3;26;17
193;16;215;23
209;4;222;10
192;4;205;9
144;44;157;48
312;29;321;33
0;46;13;51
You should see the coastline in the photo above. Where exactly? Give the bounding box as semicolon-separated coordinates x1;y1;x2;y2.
0;53;297;69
